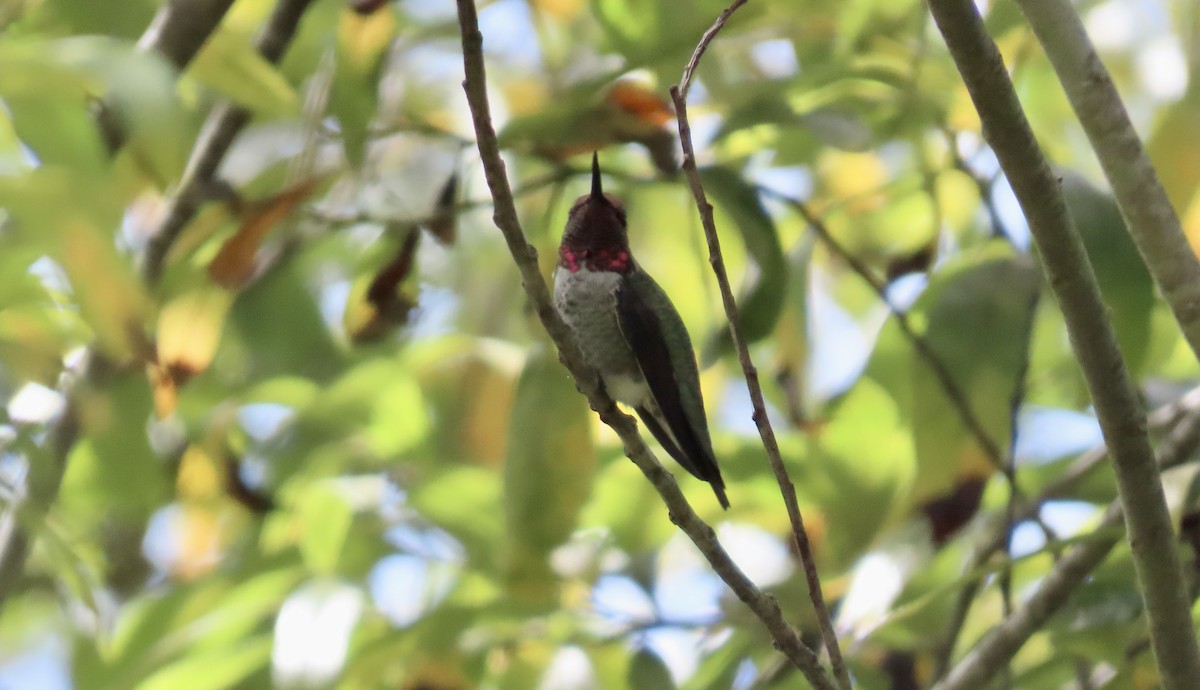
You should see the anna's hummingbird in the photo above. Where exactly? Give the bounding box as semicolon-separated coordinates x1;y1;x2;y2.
553;153;729;509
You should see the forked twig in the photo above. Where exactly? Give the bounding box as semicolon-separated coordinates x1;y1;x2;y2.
670;3;852;689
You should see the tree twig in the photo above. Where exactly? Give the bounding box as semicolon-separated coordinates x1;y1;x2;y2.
761;187;1010;471
1013;0;1200;365
926;0;1200;686
453;2;835;688
669;3;851;689
143;0;318;283
138;0;237;71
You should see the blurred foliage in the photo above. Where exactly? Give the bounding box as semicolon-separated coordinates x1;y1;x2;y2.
0;0;1198;688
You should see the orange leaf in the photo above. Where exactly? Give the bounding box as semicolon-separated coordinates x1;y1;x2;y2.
606;81;674;126
207;178;322;289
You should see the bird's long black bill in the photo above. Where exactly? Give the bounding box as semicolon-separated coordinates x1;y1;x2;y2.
591;151;603;201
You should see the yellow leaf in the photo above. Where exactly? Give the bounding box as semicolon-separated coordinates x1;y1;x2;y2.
338;6;396;71
188;29;298;117
151;286;234;416
58;218;151;360
174;505;222;580
176;445;223;502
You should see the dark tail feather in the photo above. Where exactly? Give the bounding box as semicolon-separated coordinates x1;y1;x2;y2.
637;406;730;510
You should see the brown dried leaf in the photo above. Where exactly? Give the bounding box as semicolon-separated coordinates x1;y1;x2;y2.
207;178;323;289
425;172;458;245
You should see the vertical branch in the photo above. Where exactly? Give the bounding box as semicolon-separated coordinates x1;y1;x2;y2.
453;2;837;688
669;3;851;689
925;0;1200;687
1013;0;1200;364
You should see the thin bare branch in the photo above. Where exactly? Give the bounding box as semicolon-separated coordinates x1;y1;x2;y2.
670;3;850;688
453;1;835;688
762;188;1010;471
677;0;748;99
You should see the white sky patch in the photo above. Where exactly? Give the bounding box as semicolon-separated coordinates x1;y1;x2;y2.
807;267;874;399
1136;35;1188;101
1085;0;1139;50
369;554;457;628
272;581;364;688
655;534;722;621
1040;500;1102;539
538;646;596;690
1015;406;1102;464
1009;520;1047;559
644;628;704;686
750;39;799;79
716;523;794;588
592;574;656;623
838;551;909;639
7;383;65;424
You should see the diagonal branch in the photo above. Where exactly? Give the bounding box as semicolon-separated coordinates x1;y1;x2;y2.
1012;0;1200;366
926;0;1200;687
761;188;1010;471
933;402;1200;690
453;2;835;688
144;0;318;283
669;3;851;689
932;386;1200;680
138;0;237;71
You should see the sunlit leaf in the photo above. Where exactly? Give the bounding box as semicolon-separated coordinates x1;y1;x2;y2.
332;5;395;166
299;484;355;575
188;29;299;117
58;217;152;360
138;636;273;690
152;285;234;415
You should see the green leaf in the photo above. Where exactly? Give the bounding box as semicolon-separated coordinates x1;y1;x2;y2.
697;165;788;362
332;7;395;166
905;243;1039;501
502;347;596;604
1061;171;1157;374
810;378;915;566
188;28;299;117
137;635;273;690
628;647;676;690
300;484;355;575
410;466;504;563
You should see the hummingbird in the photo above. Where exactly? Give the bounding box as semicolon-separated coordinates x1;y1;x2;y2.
553;153;729;509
